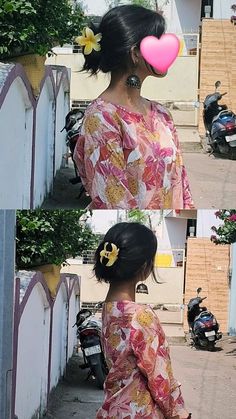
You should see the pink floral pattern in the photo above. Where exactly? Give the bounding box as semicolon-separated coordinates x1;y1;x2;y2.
96;301;189;419
74;98;194;209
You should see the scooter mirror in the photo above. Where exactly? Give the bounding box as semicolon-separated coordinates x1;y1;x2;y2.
193;101;200;108
215;80;221;90
197;287;202;294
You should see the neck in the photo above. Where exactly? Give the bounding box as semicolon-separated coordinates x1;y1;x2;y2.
105;280;137;302
105;71;147;109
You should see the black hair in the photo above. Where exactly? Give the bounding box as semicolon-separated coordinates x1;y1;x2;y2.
94;222;158;284
82;5;166;75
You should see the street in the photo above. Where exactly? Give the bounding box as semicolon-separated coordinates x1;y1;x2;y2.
184;152;236;209
44;336;236;419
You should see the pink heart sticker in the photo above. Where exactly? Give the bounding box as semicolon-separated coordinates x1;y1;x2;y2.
140;34;180;74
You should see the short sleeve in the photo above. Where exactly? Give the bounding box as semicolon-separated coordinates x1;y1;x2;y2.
130;306;189;419
73;110;138;209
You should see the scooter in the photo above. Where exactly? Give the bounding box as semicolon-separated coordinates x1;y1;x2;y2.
74;302;108;389
187;288;222;351
203;81;236;159
61;108;85;197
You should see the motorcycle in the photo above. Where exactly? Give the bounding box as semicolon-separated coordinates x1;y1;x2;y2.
61;108;85;197
203;80;236;159
74;302;108;389
187;287;222;351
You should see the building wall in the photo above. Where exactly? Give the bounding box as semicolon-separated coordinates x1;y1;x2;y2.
47;49;199;126
62;262;185;306
184;238;230;333
162;0;202;33
213;0;233;19
196;209;221;238
199;19;236;134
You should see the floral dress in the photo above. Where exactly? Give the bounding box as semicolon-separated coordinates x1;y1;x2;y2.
73;98;194;209
96;301;189;419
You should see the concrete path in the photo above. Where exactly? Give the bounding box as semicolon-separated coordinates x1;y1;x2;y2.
44;336;236;419
42;127;236;209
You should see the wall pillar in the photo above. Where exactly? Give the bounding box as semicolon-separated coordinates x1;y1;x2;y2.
0;211;16;419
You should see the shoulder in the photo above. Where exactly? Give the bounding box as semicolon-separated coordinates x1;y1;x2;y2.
151;100;173;120
132;304;160;329
82;99;121;134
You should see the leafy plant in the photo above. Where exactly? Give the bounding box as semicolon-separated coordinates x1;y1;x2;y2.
16;210;100;268
106;0;169;12
211;210;236;245
0;0;85;57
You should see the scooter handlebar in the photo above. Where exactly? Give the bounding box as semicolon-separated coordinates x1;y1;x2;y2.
221;92;227;97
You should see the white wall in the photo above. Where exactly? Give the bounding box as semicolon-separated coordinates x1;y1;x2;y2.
34;78;55;207
14;273;80;419
50;283;68;391
158;217;188;249
62;262;185;306
196;209;222;238
0;77;33;209
213;0;233;19
54;81;69;174
0;63;70;209
162;0;202;33
15;283;50;419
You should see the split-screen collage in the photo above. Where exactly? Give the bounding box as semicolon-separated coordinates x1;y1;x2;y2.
0;1;236;419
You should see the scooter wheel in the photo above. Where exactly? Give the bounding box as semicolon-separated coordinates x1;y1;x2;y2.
229;148;236;160
92;361;107;389
207;341;216;351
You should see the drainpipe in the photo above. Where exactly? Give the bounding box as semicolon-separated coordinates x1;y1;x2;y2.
0;211;16;419
229;243;236;336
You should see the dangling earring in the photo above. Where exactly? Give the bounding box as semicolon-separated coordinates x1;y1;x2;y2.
126;74;141;89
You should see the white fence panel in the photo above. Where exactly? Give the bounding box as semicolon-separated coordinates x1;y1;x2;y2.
0;65;33;208
15;282;50;419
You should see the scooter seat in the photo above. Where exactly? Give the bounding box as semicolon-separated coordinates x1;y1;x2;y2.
212;110;235;124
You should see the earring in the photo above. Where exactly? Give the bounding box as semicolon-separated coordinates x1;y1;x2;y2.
126;74;141;89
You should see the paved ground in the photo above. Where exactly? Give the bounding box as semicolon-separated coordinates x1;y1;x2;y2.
44;336;236;419
42;128;236;209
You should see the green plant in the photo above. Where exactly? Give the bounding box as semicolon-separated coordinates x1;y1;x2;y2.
211;210;236;244
0;0;85;57
16;210;100;268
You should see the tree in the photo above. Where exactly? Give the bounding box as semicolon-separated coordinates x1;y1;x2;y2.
16;210;100;268
0;0;85;57
211;210;236;244
106;0;169;12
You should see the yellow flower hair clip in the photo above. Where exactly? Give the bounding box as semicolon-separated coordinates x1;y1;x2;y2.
100;242;119;267
75;27;102;55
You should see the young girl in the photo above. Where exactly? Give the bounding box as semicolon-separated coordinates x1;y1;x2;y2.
94;222;191;419
73;5;194;210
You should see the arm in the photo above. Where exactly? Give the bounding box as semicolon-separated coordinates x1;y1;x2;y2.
130;307;190;419
171;126;195;209
156;104;194;209
73;112;138;208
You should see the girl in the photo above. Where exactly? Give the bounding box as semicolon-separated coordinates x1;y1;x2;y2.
94;222;191;419
73;5;194;210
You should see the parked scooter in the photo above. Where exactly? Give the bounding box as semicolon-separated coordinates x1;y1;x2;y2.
74;302;108;389
187;288;222;351
203;81;236;159
61;108;85;197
